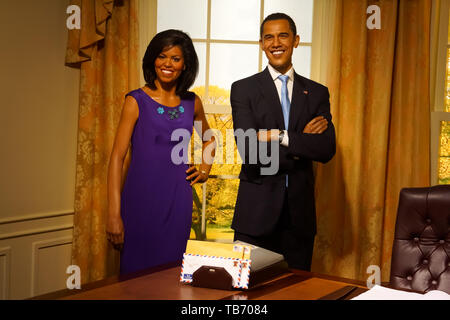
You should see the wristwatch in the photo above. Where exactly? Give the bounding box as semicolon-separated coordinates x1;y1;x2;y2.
278;130;285;143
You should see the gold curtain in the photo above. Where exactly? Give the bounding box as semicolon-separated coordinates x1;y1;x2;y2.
66;0;140;284
312;0;431;282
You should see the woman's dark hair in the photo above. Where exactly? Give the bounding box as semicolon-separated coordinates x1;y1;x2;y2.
260;13;297;37
143;29;199;97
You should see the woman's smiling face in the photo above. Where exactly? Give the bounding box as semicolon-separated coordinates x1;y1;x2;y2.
154;45;185;85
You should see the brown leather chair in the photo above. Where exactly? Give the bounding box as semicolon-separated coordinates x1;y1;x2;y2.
389;185;450;294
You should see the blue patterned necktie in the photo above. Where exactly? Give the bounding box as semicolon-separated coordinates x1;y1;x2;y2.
278;74;290;130
278;74;290;187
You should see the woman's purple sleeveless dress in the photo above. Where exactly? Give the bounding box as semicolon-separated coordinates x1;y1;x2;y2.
119;88;194;275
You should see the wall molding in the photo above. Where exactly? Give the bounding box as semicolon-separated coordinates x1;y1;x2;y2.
0;247;11;300
30;236;73;297
0;224;74;241
0;210;74;226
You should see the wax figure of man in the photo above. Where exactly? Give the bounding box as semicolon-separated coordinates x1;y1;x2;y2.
230;13;336;271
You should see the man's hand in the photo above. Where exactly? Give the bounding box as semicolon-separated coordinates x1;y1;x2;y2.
303;116;328;134
257;129;280;142
256;117;328;142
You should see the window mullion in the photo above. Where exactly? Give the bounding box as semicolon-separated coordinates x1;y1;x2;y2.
259;0;264;72
205;0;212;101
201;0;212;239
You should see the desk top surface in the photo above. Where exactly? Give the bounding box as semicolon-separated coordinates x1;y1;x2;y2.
34;263;367;300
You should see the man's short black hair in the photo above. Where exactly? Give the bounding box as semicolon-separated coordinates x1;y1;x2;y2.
143;29;199;97
260;13;297;38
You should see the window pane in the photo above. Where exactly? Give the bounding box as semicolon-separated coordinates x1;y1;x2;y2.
191;42;206;90
264;0;314;43
210;0;260;41
157;0;207;39
205;178;239;242
189;117;241;241
292;46;311;78
205;114;241;176
190;183;204;239
209;43;259;100
262;45;311;78
439;121;450;184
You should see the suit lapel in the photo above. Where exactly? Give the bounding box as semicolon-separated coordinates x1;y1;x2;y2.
289;73;308;131
256;68;286;130
256;69;309;131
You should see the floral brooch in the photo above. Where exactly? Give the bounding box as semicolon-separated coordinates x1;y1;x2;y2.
157;105;184;119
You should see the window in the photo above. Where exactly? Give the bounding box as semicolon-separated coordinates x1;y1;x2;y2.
439;16;450;184
152;0;315;241
432;2;450;185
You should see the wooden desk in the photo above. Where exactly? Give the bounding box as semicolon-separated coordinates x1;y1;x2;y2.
33;262;367;300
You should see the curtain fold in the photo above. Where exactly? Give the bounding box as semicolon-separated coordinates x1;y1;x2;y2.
67;0;139;283
66;0;114;65
312;0;431;282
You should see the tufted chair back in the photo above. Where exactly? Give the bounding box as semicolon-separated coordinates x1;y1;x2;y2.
389;185;450;294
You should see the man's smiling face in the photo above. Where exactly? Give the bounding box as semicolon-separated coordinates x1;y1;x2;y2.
260;19;300;74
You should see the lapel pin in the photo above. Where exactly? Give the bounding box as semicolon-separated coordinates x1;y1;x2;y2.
303;90;309;95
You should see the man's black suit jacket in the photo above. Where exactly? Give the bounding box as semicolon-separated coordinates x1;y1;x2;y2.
230;67;336;238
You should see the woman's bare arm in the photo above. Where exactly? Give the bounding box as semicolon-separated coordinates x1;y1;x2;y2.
106;95;139;249
186;94;216;185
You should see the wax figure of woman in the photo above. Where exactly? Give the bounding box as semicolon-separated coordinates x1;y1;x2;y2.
106;29;215;275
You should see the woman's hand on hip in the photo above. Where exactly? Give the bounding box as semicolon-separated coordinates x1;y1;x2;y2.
186;165;209;186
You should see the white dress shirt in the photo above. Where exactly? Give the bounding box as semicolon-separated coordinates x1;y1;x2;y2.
267;64;294;146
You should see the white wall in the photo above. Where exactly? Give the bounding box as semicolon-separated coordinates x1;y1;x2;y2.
0;0;79;299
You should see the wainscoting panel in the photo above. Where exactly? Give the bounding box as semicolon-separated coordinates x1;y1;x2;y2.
0;211;74;299
31;236;73;297
0;247;11;300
